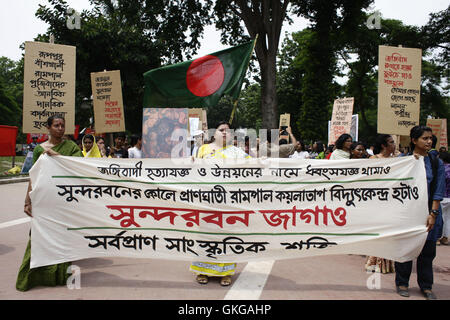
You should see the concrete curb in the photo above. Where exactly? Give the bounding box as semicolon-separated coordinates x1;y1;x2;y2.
0;177;29;185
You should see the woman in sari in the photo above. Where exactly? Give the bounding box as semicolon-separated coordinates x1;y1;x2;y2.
329;134;353;160
17;115;83;291
82;134;102;158
364;134;396;274
190;121;250;286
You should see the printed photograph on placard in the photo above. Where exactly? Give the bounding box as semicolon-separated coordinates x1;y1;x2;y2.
142;108;189;158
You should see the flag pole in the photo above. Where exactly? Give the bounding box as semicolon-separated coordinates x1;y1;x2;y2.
229;35;258;125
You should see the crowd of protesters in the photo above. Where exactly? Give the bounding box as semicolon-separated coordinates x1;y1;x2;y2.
17;115;450;300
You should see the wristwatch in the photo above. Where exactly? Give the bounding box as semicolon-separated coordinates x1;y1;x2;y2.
430;209;440;217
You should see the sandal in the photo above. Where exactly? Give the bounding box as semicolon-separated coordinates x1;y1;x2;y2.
196;274;209;285
220;276;232;286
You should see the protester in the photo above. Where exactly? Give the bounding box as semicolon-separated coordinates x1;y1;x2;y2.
96;136;110;158
438;151;450;246
110;132;128;158
329;134;352;160
366;144;375;156
364;134;397;274
325;145;335;159
309;140;325;159
394;126;445;300
189;121;249;286
350;141;366;159
372;134;396;158
21;136;39;173
17;115;83;292
82;134;102;158
289;139;310;159
128;134;143;159
259;127;297;158
244;136;257;158
429;135;439;158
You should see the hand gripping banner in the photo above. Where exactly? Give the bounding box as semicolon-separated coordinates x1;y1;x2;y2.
29;155;429;268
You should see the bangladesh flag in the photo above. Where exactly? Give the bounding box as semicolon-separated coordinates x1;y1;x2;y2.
143;40;255;108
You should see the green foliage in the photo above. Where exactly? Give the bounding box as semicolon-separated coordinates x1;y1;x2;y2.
0;57;27;143
34;0;211;134
278;4;449;145
277;0;373;142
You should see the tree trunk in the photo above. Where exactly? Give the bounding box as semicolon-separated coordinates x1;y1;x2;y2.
259;50;278;129
233;0;289;129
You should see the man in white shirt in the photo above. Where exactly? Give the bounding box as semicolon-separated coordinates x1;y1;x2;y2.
128;134;143;158
258;127;297;158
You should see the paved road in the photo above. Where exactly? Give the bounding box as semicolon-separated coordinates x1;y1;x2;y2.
1;182;449;302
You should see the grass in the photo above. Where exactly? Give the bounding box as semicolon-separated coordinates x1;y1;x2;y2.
0;156;28;178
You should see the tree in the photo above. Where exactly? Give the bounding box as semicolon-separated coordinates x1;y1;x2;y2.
340;15;450;141
35;0;211;134
0;57;26;142
213;0;290;130
275;0;373;142
421;5;449;73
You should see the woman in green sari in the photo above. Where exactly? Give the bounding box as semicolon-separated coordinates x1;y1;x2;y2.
17;115;82;291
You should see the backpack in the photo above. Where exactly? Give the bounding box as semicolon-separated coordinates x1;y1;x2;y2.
428;152;440;211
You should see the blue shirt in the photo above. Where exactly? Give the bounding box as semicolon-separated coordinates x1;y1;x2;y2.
424;155;445;241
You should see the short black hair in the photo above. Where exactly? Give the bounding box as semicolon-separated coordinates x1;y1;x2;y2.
46;114;65;127
373;134;392;155
130;134;142;146
314;140;324;153
432;135;437;148
439;151;450;163
350;141;366;151
217;121;231;129
83;134;94;142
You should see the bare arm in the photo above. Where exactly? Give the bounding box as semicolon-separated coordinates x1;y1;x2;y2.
286;127;297;146
24;180;32;217
426;200;440;232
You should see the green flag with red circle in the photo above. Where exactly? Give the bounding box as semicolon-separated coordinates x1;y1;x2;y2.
143;40;255;108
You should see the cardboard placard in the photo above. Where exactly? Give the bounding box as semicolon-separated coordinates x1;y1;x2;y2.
377;46;422;135
91;70;125;133
22;41;76;134
426;118;448;150
188;108;203;137
279;113;291;142
279;113;290;128
328;114;358;145
329;97;354;145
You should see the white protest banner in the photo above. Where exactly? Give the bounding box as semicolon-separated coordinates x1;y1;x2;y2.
23;41;76;134
377;46;422;136
188;108;203;138
329;98;354;145
29;155;428;268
